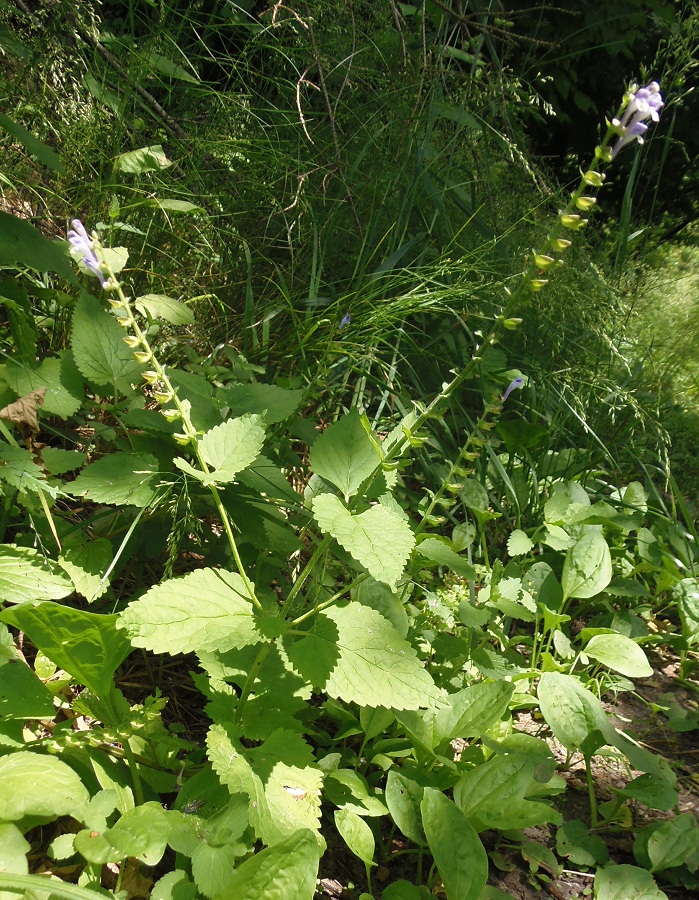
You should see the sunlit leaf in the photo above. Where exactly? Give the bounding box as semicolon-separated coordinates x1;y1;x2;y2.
309;408;381;499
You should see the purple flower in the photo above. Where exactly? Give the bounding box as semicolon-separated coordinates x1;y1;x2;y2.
67;219;109;288
502;377;525;403
339;313;351;330
611;82;663;158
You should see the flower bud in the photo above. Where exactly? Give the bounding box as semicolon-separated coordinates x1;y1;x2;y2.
134;351;152;364
142;371;159;384
530;279;548;291
153;390;173;404
551;238;572;252
560;215;587;231
123;335;141;348
582;170;605;187
575;196;597;211
161;408;180;421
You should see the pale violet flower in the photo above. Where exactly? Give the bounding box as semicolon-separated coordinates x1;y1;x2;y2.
339;313;351;330
611;82;663;158
502;377;525;403
67;219;109;288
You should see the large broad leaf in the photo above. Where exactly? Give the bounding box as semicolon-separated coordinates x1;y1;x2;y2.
3;351;83;419
59;537;113;602
221;383;304;425
594;865;668;900
142;52;200;84
285;602;439;710
453;753;560;832
75;802;171;866
538;673;608;751
421;789;487;900
207;725;323;847
196;414;266;485
114;145;172;175
309;408;381;500
0;602;131;701
118;568;262;656
633;813;699;874
0;752;89;823
135;294;194;325
68;453;161;507
584;633;652;678
0;625;54;720
562;528;612;601
70;294;143;390
0;544;73;605
0;445;55;497
215;828;319;900
385;769;427;846
312;494;414;590
334;810;375;867
354;578;409;637
0;212;76;282
434;681;514;746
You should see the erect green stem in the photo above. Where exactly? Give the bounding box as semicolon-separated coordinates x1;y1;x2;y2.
234;640;274;725
279;534;333;617
99;272;260;611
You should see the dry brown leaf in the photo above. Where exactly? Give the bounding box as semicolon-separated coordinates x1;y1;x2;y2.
0;387;48;437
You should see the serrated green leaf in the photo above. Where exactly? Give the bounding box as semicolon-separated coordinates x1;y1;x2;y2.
198;414;266;484
41;447;87;476
0;544;73;605
220;383;304;425
285;602;439;710
562;528;612;600
70;294;143;390
59;537;113;601
3;352;83;419
634;812;699;874
334;810;375;866
215;828;319;900
507;529;533;556
0;752;89;823
207;725;323;847
119;568;262;656
421;789;487;900
135;294;195;325
312;494;414;589
594;864;669;900
544;481;591;525
0;445;54;496
0;602;131;700
75;802;170;866
543;524;575;551
114;145;172;174
68;452;160;507
460;478;489;512
309;408;381;499
585;633;652;678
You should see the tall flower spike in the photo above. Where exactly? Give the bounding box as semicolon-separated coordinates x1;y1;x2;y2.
67;219;109;288
611;82;663;158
